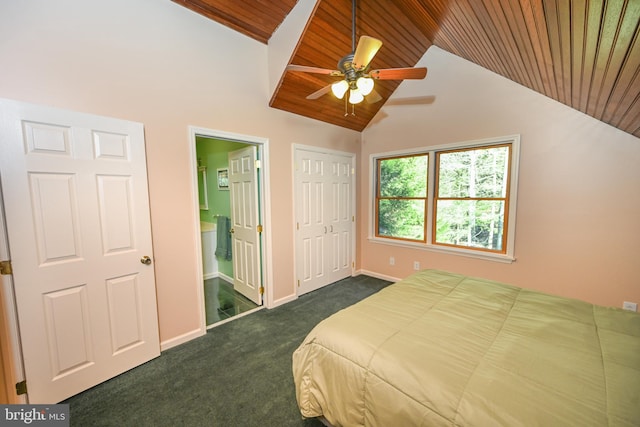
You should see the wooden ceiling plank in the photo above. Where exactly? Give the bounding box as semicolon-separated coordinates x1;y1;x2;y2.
294;29;350;68
434;2;501;73
608;66;640;127
393;0;440;41
172;0;285;43
461;2;529;82
455;0;516;84
254;0;297;16
556;0;573;106
592;0;640;120
520;0;558;98
480;0;532;86
358;0;430;67
397;0;464;58
411;0;480;64
483;0;526;86
615;93;640;134
542;0;569;104
578;0;605;111
499;0;544;92
586;0;627;118
603;9;640;124
570;0;587;110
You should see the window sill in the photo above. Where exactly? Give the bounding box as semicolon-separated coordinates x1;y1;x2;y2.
368;236;516;264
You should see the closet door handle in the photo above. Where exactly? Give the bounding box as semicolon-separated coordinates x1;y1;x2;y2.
324;226;327;234
330;225;333;232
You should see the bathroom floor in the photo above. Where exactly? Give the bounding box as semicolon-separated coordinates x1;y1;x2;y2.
204;277;260;326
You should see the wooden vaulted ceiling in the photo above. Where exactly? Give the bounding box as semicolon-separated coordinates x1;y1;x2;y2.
174;0;640;137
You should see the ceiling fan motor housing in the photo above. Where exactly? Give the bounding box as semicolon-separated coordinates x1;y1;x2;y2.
338;54;368;92
338;54;359;81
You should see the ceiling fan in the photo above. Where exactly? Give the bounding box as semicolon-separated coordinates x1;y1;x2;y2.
286;0;427;108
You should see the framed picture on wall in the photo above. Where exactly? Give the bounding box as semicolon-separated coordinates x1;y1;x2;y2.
217;168;229;190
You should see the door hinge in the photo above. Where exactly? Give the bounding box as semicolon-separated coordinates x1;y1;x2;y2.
255;159;261;169
16;380;27;395
352;216;355;222
0;260;12;275
257;224;263;233
297;279;300;287
259;286;264;295
352;261;355;268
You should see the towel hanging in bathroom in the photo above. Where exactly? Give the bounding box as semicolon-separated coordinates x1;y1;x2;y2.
215;216;232;261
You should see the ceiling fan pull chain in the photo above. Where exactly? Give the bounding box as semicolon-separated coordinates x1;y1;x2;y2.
344;94;349;116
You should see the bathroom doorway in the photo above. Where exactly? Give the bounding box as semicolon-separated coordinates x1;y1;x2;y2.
189;127;272;329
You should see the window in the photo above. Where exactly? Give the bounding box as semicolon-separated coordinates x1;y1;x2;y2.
372;136;519;260
376;154;428;241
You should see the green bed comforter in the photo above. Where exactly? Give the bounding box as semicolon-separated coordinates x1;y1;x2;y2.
292;269;640;426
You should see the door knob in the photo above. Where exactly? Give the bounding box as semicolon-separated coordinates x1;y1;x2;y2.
140;256;152;265
230;228;235;234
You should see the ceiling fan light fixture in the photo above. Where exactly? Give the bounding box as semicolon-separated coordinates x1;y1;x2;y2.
349;89;364;104
356;76;374;95
331;80;349;99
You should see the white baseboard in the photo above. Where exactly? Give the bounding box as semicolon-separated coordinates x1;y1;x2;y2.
218;271;233;283
355;269;400;283
160;327;205;352
270;293;297;308
203;271;235;282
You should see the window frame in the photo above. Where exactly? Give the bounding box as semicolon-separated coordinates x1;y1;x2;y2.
369;135;520;263
375;153;429;243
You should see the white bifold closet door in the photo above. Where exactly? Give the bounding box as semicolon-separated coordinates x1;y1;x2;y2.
294;147;354;296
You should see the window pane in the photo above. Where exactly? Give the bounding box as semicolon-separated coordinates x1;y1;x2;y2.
379;155;427;197
435;200;505;251
378;199;425;240
438;146;509;198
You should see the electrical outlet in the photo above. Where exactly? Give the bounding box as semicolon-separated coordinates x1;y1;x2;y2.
389;256;395;266
413;261;420;271
622;301;638;312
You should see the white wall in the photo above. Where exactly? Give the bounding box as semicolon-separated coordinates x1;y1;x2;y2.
0;0;360;348
360;46;640;308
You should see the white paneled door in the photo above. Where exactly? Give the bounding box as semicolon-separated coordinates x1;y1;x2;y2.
228;146;262;305
294;148;354;295
0;99;160;403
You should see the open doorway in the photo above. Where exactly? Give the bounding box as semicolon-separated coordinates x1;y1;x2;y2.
189;127;272;330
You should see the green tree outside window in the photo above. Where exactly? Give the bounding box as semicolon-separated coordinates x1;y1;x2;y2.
374;143;512;254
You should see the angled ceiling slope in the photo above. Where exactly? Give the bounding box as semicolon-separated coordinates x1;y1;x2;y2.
175;0;640;137
172;0;298;43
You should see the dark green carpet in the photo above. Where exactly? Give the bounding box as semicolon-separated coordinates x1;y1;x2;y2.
64;275;392;426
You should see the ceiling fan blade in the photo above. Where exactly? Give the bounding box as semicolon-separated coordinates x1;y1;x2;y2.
287;64;343;76
369;67;428;80
306;84;332;100
352;36;383;70
365;89;383;104
384;96;435;106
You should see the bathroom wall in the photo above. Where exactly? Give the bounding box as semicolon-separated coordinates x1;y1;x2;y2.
196;137;246;278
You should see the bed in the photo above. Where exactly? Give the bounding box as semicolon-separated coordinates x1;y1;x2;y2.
292;269;640;426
